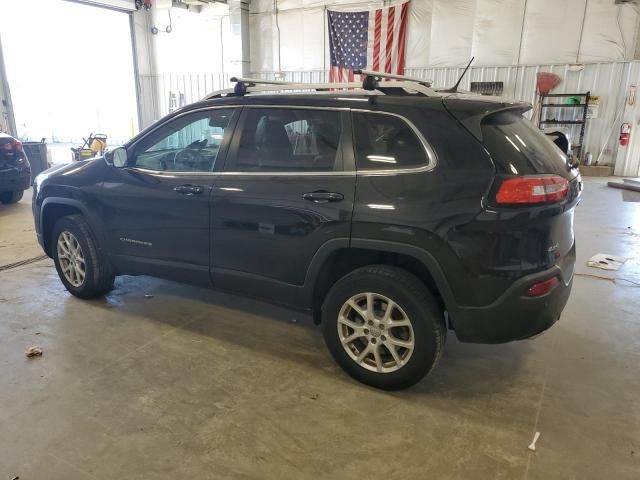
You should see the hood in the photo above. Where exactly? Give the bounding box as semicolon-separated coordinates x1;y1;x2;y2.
35;157;103;186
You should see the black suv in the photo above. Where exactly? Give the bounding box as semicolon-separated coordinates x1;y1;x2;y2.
32;77;580;390
0;132;31;204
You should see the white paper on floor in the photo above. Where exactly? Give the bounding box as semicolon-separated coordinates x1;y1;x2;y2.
586;253;629;271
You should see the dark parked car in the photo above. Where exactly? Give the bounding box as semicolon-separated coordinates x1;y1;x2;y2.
32;76;581;390
0;132;30;204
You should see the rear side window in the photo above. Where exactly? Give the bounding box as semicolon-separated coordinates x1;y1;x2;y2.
234;108;342;172
481;111;569;176
353;112;429;170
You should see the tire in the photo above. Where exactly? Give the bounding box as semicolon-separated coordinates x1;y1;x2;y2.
0;190;24;204
52;214;115;299
322;265;445;390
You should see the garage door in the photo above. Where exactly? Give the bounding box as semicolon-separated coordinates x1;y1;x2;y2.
69;0;135;12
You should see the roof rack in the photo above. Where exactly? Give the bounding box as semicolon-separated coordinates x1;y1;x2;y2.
354;69;432;87
201;74;437;100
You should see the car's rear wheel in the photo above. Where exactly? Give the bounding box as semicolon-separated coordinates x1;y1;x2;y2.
0;190;24;204
322;265;445;390
52;215;114;299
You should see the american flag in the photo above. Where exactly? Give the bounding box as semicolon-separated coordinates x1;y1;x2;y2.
327;1;409;83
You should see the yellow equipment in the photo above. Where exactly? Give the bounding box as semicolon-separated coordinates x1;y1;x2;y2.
71;133;107;162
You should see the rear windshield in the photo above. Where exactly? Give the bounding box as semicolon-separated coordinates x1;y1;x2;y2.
481;111;571;178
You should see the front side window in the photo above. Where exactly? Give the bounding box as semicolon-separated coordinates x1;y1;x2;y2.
132;108;235;172
353;112;429;170
233;108;343;172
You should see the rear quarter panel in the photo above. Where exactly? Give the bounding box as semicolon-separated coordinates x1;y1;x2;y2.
352;100;579;309
351;103;498;307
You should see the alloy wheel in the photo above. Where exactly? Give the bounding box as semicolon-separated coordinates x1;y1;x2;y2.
57;231;86;287
337;292;415;373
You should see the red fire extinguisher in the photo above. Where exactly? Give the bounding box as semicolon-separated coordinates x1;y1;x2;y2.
620;123;631;146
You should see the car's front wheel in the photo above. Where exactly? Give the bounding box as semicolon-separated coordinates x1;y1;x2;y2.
0;190;24;204
322;265;445;390
52;215;114;299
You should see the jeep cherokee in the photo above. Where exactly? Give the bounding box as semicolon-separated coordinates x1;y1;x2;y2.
32;76;580;390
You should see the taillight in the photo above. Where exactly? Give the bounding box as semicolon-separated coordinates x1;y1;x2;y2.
1;139;23;152
527;277;559;297
495;175;569;205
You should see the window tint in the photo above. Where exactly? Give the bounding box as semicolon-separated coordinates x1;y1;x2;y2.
481;111;569;177
353;112;429;170
133;109;235;172
234;108;342;171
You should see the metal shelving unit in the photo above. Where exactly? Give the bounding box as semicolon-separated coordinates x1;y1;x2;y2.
538;91;590;160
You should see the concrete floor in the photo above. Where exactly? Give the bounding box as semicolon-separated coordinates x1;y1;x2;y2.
1;179;639;479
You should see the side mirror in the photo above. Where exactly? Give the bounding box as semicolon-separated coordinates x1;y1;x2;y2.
105;147;128;168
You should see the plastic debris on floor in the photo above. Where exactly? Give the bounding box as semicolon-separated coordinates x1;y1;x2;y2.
528;431;541;451
25;346;43;358
586;253;628;271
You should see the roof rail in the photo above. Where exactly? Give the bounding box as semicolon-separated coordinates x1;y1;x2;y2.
229;76;292;86
354;70;432;87
201;76;438;100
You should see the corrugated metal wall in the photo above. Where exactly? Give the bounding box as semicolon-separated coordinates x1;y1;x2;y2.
407;62;634;167
138;61;640;174
139;72;227;126
250;62;639;168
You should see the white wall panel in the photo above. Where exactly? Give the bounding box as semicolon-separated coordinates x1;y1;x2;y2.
150;7;229;74
471;0;524;65
278;7;326;70
248;0;640;69
429;0;475;66
250;12;275;71
579;0;637;62
405;0;433;68
519;0;584;65
252;0;275;13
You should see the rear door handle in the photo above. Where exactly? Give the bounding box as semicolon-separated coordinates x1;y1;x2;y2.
173;184;203;195
302;191;344;203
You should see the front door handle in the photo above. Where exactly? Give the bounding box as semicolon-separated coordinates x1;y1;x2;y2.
303;191;344;203
174;184;203;195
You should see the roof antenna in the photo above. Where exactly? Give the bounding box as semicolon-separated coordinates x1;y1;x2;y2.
441;57;475;93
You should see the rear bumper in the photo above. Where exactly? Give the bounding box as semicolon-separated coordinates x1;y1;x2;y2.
450;264;573;343
0;169;30;192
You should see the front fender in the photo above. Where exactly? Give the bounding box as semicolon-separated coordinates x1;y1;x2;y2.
39;194;105;256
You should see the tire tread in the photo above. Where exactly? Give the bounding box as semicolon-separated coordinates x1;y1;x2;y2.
52;214;114;298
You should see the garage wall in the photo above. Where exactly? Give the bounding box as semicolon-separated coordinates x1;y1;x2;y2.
135;4;231;126
250;0;640;71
